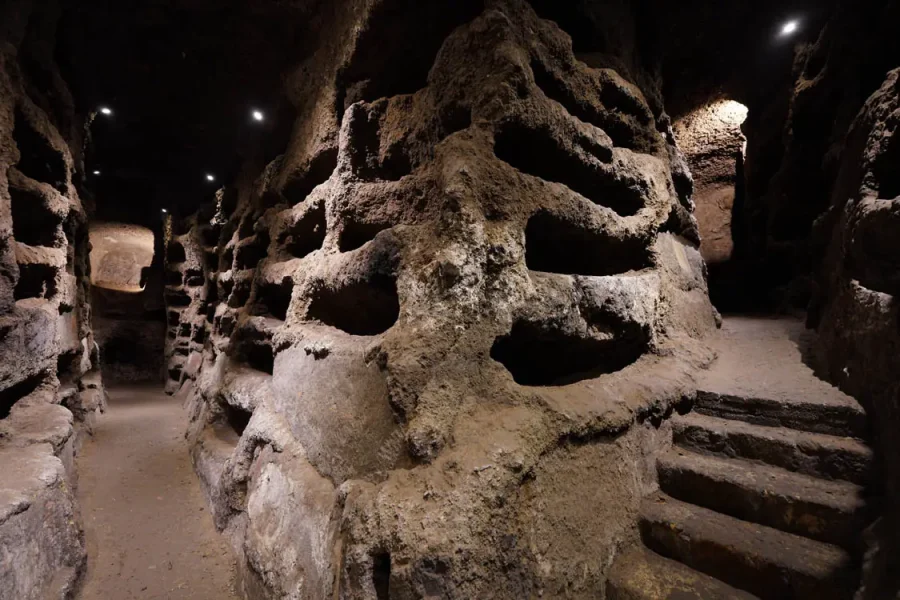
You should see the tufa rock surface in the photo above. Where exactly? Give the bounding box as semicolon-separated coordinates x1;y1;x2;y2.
0;0;104;597
812;67;900;600
673;100;747;266
165;1;718;598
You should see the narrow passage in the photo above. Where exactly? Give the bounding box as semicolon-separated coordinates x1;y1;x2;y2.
76;386;239;600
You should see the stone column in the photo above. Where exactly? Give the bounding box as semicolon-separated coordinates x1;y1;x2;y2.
171;1;717;597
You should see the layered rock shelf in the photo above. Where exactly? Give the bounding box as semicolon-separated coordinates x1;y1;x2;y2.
1;3;105;596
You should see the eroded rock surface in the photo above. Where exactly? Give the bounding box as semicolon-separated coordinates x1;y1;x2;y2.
89;222;154;292
0;1;104;597
674;100;747;266
813;67;900;599
165;1;717;597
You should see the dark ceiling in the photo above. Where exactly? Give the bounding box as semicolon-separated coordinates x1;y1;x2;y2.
57;0;318;226
526;0;837;116
53;0;839;228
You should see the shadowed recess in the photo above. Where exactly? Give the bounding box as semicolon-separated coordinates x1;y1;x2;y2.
14;263;58;300
307;274;400;336
494;121;645;216
240;342;274;374
167;241;186;264
13;108;67;193
530;58;652;151
339;220;391;253
222;402;252;437
280;203;326;259
0;371;48;419
525;210;652;275
282;149;338;206
251;279;293;321
491;320;646;386
9;186;62;247
234;232;270;270
372;552;391;600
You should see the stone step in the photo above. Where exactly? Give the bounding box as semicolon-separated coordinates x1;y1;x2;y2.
607;547;759;599
640;493;858;600
673;412;873;485
658;449;868;548
694;390;868;438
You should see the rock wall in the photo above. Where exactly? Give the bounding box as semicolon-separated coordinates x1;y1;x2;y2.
162;211;212;394
812;68;900;600
673;101;747;266
0;1;105;600
165;1;717;597
89;222;155;292
0;0;104;598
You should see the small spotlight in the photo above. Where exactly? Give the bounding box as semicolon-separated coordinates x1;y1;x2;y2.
252;109;264;122
780;20;799;36
99;107;113;116
205;174;216;182
92;170;101;175
161;208;168;214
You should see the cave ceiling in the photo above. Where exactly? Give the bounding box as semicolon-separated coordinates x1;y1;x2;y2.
57;0;322;225
56;0;832;228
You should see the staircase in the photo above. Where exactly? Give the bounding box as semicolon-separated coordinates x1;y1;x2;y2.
609;317;877;600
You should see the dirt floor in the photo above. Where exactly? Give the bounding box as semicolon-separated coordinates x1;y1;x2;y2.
699;316;861;410
76;385;240;600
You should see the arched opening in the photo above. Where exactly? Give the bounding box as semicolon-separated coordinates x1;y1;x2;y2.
89;222;155;292
673;100;749;310
89;223;166;384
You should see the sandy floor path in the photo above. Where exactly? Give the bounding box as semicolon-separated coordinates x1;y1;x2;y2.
76;385;239;600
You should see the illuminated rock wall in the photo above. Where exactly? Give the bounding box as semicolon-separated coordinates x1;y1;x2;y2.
89;222;166;383
673;100;747;266
89;222;154;292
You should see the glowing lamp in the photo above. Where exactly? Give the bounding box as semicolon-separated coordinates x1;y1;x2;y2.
781;20;799;36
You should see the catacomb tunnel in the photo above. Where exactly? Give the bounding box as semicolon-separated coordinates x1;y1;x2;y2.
1;0;899;599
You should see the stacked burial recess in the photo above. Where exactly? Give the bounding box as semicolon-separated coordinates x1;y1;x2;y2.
0;2;105;596
164;1;721;597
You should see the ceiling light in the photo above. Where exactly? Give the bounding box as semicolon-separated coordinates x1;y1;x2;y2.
780;20;799;36
161;208;168;214
99;107;113;116
252;110;264;122
206;174;216;182
93;170;101;175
